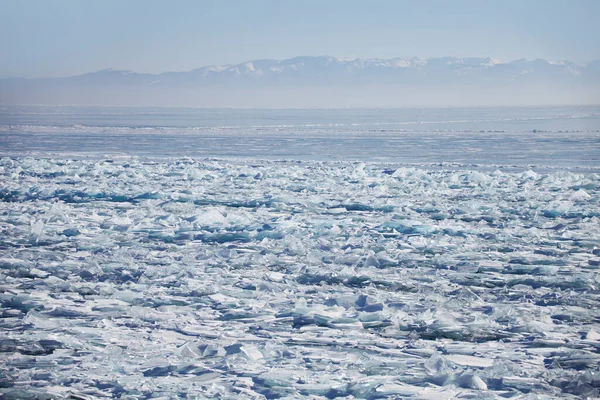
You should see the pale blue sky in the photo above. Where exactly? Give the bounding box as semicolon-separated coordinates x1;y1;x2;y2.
1;0;599;78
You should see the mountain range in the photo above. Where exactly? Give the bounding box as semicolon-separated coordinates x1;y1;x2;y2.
2;56;599;107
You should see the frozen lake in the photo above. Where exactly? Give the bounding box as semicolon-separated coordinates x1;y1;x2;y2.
1;105;599;168
1;106;599;398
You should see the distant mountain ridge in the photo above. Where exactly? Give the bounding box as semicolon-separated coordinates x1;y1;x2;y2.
50;56;600;82
5;56;600;84
2;56;599;107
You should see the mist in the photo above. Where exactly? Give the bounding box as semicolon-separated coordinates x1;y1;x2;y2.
2;83;599;108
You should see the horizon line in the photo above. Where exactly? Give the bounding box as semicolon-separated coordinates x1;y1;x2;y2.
3;103;600;109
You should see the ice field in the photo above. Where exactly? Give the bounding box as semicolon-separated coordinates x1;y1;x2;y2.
1;106;600;398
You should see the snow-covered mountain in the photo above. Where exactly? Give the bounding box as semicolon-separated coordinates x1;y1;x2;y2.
37;56;600;84
2;56;599;106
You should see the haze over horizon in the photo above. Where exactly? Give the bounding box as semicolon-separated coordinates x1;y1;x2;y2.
2;55;599;107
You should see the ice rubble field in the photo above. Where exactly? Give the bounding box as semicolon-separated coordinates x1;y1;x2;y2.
1;157;599;399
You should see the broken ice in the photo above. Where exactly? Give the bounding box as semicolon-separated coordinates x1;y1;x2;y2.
1;155;599;398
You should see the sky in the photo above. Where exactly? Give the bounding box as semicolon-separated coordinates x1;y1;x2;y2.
1;0;599;78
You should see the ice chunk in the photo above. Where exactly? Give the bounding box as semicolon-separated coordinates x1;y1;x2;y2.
241;344;263;361
456;372;488;390
570;189;591;201
584;329;600;341
444;355;494;368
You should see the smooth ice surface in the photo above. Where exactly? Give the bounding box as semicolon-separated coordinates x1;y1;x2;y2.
1;157;599;398
1;106;599;168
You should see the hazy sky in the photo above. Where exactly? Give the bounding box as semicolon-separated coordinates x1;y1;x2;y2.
1;0;599;78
